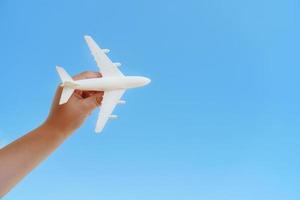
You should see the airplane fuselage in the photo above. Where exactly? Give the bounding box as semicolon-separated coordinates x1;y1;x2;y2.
64;76;151;91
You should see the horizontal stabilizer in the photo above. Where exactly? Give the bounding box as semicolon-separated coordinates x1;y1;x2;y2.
59;87;75;105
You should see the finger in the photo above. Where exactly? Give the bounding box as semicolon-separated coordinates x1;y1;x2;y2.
82;91;96;98
73;92;84;99
82;91;104;98
74;89;83;97
81;93;103;112
73;71;102;81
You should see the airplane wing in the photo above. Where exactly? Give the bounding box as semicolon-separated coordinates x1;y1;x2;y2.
84;35;124;77
95;89;126;133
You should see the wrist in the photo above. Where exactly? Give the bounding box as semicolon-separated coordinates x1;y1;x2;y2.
40;120;73;139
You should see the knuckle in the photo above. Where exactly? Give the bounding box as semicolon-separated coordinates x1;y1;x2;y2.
74;71;101;80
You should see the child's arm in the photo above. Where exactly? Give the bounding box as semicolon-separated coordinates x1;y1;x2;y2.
0;71;103;197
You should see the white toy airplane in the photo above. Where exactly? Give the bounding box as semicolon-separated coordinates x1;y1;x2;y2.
56;35;151;133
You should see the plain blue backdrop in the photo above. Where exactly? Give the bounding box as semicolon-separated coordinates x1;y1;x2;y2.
1;0;300;199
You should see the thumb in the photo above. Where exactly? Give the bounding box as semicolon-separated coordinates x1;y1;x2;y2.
81;92;103;112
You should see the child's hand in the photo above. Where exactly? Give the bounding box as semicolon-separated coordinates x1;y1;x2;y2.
44;71;103;135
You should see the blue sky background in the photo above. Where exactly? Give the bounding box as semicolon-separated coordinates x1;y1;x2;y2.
1;0;300;199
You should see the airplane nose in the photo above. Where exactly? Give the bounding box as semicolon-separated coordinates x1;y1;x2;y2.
144;77;151;85
129;76;151;88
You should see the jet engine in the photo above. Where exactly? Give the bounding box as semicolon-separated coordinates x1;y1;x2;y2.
118;100;126;104
109;115;118;120
103;49;110;53
114;62;122;67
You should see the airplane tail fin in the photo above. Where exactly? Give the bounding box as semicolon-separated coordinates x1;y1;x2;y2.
56;66;73;83
56;66;76;105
